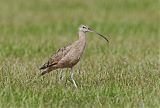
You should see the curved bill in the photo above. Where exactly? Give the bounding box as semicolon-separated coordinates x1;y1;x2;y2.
88;28;109;43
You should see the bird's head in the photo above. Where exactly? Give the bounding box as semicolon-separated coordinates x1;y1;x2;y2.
79;24;92;33
79;24;109;43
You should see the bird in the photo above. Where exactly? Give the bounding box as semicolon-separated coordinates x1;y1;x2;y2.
40;24;109;88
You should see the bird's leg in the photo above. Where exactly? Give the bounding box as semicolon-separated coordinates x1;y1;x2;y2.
56;70;64;84
56;70;59;83
70;67;78;88
59;69;64;81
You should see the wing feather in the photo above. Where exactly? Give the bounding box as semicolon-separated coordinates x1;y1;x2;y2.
40;43;72;70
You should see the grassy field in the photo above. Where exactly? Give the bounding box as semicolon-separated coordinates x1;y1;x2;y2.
0;0;159;108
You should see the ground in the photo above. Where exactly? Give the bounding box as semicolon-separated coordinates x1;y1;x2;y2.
0;0;159;108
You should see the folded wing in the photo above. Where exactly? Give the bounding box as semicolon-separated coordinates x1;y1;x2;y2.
40;43;72;70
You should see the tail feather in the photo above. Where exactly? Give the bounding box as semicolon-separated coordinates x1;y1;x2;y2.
40;62;57;70
39;66;46;70
39;63;48;70
39;67;57;76
39;67;50;76
40;71;48;76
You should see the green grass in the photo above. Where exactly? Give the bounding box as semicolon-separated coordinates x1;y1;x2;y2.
0;0;159;108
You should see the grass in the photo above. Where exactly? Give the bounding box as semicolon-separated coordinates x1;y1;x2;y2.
0;0;159;108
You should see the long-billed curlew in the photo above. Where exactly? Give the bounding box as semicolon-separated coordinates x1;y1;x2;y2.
40;24;109;88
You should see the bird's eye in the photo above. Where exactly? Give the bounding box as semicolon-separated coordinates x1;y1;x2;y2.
82;26;85;28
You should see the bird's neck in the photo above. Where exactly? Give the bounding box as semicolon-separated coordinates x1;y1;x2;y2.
78;31;86;41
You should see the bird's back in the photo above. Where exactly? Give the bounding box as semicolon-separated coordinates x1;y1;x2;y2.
40;43;72;70
40;38;86;75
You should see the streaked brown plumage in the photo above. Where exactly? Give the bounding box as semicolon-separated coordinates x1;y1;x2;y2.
40;24;109;88
40;44;72;74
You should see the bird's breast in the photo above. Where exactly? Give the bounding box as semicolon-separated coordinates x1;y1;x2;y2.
68;41;86;62
57;40;86;68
